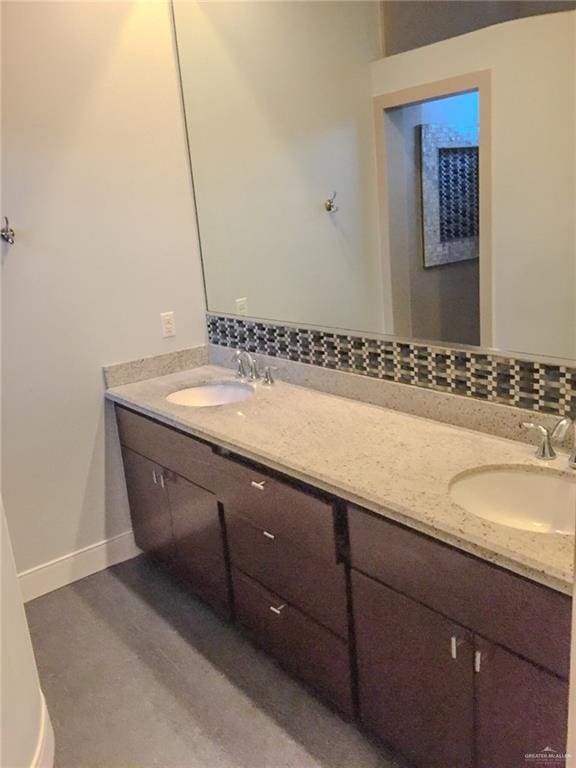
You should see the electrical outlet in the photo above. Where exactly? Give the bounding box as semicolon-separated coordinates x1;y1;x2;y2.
160;311;176;338
235;297;248;315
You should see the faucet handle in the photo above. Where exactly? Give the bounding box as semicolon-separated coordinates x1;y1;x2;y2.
233;349;244;378
262;365;277;385
552;417;576;469
247;358;259;381
520;422;556;460
551;417;573;444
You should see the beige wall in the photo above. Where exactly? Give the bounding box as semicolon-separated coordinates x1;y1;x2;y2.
1;2;51;757
568;8;576;759
2;1;206;574
174;1;385;335
373;11;576;359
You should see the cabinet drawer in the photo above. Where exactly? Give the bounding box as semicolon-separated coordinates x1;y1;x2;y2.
116;406;222;493
226;512;348;638
232;568;353;716
348;505;571;678
220;458;337;562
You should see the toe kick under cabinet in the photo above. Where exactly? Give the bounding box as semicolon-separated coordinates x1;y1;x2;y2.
115;405;571;767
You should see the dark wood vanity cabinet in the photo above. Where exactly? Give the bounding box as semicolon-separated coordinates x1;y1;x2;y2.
475;638;568;768
219;453;351;713
232;568;353;716
353;570;475;768
353;569;569;768
347;504;571;678
225;511;348;638
121;444;229;615
121;448;174;563
116;405;351;715
349;505;571;768
164;471;229;616
117;407;230;616
217;460;338;562
115;405;572;767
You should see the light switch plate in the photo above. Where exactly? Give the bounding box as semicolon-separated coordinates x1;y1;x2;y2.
235;297;248;315
160;311;176;338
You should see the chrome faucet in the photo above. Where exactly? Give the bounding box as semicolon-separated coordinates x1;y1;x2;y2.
233;349;259;381
558;418;576;469
521;418;573;462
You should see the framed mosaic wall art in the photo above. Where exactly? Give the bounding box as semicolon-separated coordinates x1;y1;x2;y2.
419;123;479;268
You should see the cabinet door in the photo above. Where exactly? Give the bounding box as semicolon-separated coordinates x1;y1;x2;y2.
166;471;230;616
475;638;569;768
348;505;571;678
122;448;173;561
352;570;474;768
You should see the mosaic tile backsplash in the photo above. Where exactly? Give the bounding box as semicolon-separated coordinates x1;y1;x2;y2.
207;314;576;418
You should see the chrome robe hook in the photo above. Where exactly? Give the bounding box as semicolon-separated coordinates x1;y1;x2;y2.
324;192;338;213
1;217;15;245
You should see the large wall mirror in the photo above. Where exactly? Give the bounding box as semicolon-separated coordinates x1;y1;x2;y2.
173;2;576;361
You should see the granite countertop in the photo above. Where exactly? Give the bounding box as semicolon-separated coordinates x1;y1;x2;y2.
106;365;575;595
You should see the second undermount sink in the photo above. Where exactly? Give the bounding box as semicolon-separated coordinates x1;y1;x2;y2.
450;467;576;534
166;381;254;408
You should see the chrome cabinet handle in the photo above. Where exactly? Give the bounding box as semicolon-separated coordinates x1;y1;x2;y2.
450;636;464;660
152;470;166;489
262;530;275;540
474;650;482;673
269;603;286;616
250;480;266;490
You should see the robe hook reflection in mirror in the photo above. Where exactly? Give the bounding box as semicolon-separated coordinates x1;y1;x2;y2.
324;192;338;213
1;216;15;245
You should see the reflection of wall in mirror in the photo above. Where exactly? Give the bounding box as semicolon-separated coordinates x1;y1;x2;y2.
173;1;386;334
374;12;576;359
385;92;481;347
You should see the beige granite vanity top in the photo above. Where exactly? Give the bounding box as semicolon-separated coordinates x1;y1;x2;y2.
106;365;575;595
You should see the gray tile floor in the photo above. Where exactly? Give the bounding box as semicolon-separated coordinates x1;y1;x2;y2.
26;557;401;768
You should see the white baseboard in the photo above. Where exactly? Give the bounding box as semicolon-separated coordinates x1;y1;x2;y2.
19;531;141;603
31;694;55;768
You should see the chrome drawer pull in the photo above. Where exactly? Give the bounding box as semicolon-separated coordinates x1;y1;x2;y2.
263;530;275;540
152;470;158;485
250;480;266;490
269;604;286;616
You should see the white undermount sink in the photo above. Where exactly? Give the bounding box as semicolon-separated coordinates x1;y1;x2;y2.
166;381;254;408
450;467;576;534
